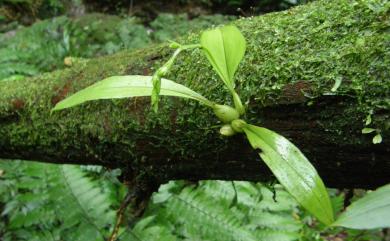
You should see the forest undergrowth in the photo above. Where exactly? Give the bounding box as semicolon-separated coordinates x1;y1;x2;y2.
0;2;388;240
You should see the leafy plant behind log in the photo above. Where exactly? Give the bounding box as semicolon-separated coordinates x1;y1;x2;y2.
53;25;390;229
0;161;315;241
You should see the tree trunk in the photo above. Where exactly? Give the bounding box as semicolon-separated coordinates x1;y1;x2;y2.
0;0;389;189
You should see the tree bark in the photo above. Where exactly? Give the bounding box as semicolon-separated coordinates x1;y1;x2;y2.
0;0;389;189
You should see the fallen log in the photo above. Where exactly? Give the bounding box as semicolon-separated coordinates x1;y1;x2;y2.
0;0;389;189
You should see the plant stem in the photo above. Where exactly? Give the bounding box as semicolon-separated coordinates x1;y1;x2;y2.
151;43;201;112
108;190;136;241
181;44;202;50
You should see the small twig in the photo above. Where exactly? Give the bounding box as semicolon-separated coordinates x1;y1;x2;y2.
128;0;134;15
351;230;366;241
344;189;354;207
108;189;136;241
382;229;388;241
229;181;238;207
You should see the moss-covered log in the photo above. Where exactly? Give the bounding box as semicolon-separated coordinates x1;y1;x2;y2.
0;0;389;189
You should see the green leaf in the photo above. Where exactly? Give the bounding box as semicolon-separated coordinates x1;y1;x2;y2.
333;184;390;229
331;77;342;92
200;25;246;91
52;75;214;111
243;124;334;225
365;114;372;125
372;133;382;144
361;128;376;134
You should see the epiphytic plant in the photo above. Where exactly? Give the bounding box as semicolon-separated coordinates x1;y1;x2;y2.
53;25;390;229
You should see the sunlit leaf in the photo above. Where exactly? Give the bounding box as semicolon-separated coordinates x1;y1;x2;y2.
200;25;246;91
333;184;390;229
243;124;334;225
52;75;214;111
372;134;382;144
361;128;375;134
365;114;372;125
331;77;342;92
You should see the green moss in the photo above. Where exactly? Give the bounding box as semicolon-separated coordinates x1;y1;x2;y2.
0;0;389;181
172;0;390;136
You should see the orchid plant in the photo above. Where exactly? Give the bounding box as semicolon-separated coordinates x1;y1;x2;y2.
53;25;390;229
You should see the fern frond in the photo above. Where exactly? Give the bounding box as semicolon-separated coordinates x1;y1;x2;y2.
166;186;258;241
253;228;301;241
140;181;304;241
53;165;116;240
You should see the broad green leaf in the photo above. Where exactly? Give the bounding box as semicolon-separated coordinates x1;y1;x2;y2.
372;133;382;144
333;184;390;229
362;128;376;134
200;25;246;91
243;124;334;225
52;75;214;111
